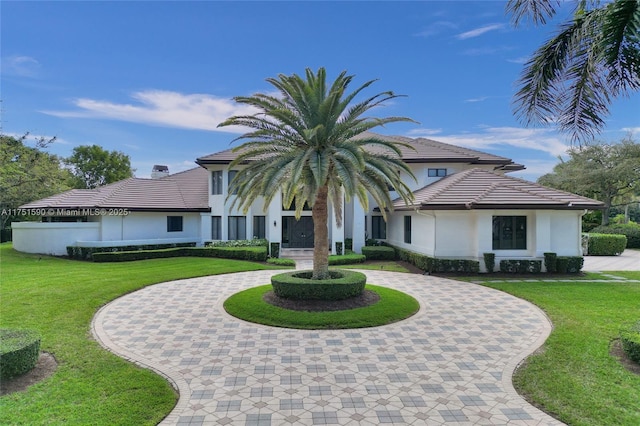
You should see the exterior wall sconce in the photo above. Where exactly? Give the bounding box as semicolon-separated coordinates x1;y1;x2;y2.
273;220;277;227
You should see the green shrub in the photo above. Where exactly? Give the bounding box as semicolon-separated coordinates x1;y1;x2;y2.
270;270;367;300
92;246;268;262
66;242;197;260
206;238;269;247
391;245;479;273
270;242;280;258
620;321;640;364
483;253;495;273
543;252;557;273
328;253;366;265
590;224;640;249
499;259;542;274
361;246;396;260
345;238;353;251
266;257;296;267
556;256;584;273
0;329;41;380
335;241;343;256
586;233;627;255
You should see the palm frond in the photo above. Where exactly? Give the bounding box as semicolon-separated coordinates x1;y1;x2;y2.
506;0;561;26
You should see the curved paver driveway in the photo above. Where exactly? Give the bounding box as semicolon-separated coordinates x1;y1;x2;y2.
92;270;562;425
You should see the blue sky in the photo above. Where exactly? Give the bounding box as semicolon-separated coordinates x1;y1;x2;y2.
2;1;638;182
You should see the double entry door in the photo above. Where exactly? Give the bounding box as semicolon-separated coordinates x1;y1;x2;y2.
282;216;314;248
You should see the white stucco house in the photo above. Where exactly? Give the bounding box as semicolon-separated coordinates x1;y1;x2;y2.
13;132;603;270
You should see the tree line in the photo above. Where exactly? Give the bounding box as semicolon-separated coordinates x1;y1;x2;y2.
0;133;134;231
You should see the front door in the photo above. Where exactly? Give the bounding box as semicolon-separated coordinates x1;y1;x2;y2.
282;216;314;248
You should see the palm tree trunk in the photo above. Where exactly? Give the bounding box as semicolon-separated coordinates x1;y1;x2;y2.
312;186;330;279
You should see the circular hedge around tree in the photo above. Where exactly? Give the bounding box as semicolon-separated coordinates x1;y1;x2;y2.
270;269;366;301
0;329;41;380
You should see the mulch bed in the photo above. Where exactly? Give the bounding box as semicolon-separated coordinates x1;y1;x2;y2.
263;290;380;312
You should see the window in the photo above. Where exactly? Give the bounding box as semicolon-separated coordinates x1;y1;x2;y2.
492;216;527;250
253;216;266;239
211;216;221;240
404;216;412;244
428;168;447;177
371;216;386;239
211;171;223;195
228;216;246;240
228;170;238;195
167;216;183;232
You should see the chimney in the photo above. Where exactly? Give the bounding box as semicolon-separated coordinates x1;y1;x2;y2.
151;165;169;179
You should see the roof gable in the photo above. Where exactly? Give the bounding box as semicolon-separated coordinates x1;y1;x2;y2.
391;168;604;210
20;167;210;211
196;132;524;170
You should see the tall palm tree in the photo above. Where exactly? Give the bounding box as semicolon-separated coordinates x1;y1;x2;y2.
507;0;640;142
218;68;416;279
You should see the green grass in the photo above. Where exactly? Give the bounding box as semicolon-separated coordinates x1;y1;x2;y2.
224;284;419;329
0;243;280;425
456;271;640;425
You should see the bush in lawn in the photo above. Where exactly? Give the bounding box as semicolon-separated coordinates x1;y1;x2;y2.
266;257;296;267
92;246;268;262
586;233;627;255
544;252;557;273
0;329;41;380
556;256;584;273
345;238;353;251
270;242;280;258
590;223;640;249
483;253;495;273
361;246;396;260
620;320;640;364
270;270;366;301
206;238;269;248
66;242;196;260
335;241;343;256
328;253;366;265
500;259;542;274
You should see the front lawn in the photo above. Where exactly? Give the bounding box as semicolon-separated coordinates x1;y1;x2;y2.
457;271;640;426
0;244;280;425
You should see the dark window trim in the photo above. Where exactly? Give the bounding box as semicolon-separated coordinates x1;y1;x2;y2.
428;168;447;177
167;215;183;232
492;215;527;250
404;216;411;244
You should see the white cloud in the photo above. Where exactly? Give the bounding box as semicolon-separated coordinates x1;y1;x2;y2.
42;90;260;133
456;24;504;40
507;56;530;64
464;96;489;103
406;128;443;137
509;159;562;181
414;21;458;37
408;126;570;158
621;127;640;135
2;55;41;77
4;131;71;146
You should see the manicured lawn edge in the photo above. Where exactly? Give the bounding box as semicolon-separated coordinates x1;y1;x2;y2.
224;284;420;329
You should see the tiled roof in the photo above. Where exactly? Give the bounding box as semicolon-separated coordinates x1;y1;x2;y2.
20;167;210;212
390;168;604;210
196;132;524;170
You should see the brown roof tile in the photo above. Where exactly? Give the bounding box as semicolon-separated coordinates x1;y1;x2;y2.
20;167;210;211
391;168;604;210
196;132;524;170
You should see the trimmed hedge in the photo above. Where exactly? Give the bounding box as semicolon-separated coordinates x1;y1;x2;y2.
67;242;197;261
266;257;296;267
92;246;268;262
590;224;640;249
270;270;367;300
483;253;495;273
586;233;627;255
0;329;41;380
556;256;584;273
206;238;269;248
329;253;366;265
392;246;480;274
620;321;640;364
270;242;280;258
543;252;557;273
361;246;396;261
500;259;542;274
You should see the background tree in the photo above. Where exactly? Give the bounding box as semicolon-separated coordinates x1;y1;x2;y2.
0;134;72;232
65;145;134;189
219;67;416;279
507;0;640;142
537;137;640;225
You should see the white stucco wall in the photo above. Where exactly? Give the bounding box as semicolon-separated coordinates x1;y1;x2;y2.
12;222;100;256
